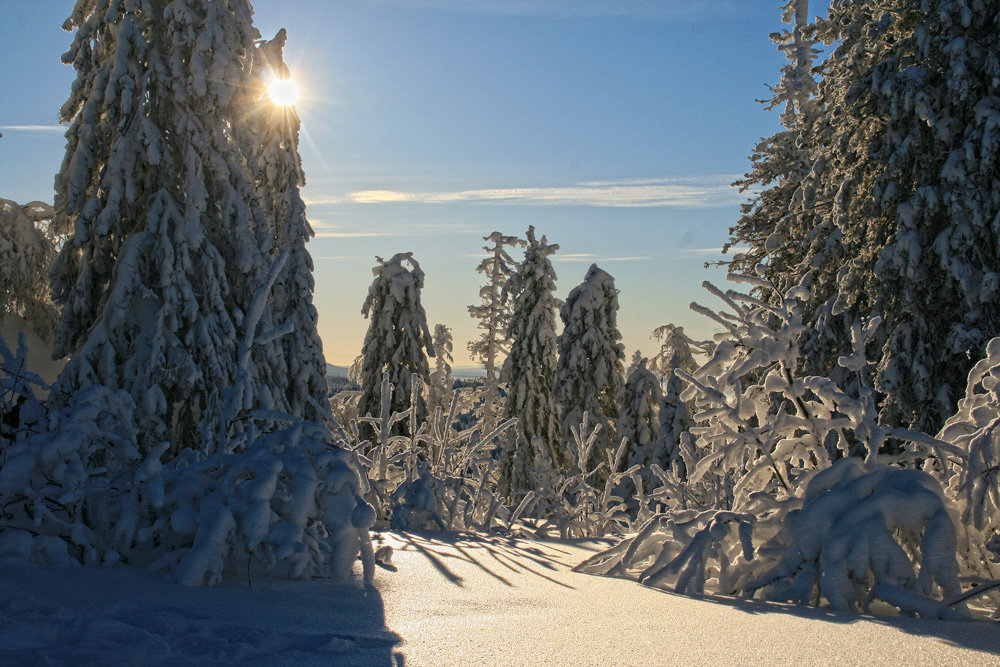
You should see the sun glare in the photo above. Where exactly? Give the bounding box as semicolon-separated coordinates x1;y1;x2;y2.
267;77;300;106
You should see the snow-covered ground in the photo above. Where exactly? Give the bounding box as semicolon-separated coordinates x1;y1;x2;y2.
2;532;998;665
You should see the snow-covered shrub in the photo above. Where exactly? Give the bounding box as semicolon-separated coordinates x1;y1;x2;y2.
0;375;373;585
939;337;1000;587
329;389;362;429
574;509;757;596
680;276;954;510
0;399;373;585
526;413;639;539
346;374;516;532
745;458;964;619
149;420;374;586
0;384;144;566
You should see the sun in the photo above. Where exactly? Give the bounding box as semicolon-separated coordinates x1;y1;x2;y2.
267;77;300;106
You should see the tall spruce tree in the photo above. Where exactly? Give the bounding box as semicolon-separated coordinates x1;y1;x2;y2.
428;323;454;414
730;0;1000;434
727;0;847;379
729;0;819;279
555;264;625;473
650;324;698;480
467;231;523;430
829;0;1000;431
241;29;331;424
616;355;663;481
500;226;563;492
48;0;272;456
356;253;433;434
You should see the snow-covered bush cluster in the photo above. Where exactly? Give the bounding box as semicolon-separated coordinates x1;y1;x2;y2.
574;272;993;617
0;379;373;586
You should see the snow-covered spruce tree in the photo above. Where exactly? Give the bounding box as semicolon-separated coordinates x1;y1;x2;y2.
428;323;454;414
728;0;819;280
727;0;854;389
648;324;699;481
356;253;434;437
555;264;625;476
500;226;563;492
736;0;1000;434
467;231;523;429
846;0;1000;433
0;200;59;342
237;28;331;425
616;355;662;485
48;0;275;456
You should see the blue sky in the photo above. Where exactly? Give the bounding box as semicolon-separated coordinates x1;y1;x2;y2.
0;0;825;366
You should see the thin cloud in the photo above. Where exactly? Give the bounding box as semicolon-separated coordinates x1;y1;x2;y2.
343;176;744;209
1;125;64;133
555;255;651;263
680;245;749;255
313;230;396;238
312;220;481;239
683;247;728;255
580;175;741;187
302;194;347;206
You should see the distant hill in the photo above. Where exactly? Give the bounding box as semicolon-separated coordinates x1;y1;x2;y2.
326;364;351;378
326;363;483;380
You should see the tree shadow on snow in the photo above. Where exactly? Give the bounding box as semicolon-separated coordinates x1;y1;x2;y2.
0;558;406;667
641;585;1000;658
390;530;589;591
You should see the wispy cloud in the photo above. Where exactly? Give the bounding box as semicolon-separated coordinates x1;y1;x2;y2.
555;254;651;263
682;247;728;255
313;230;395;238
1;125;64;133
336;176;743;209
679;245;749;255
311;219;481;239
303;194;347;206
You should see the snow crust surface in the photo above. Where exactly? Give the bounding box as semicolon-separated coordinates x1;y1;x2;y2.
1;533;998;665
